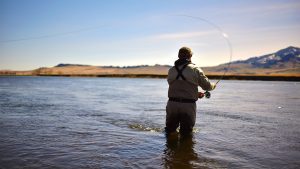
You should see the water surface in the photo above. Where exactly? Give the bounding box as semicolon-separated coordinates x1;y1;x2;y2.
0;77;299;168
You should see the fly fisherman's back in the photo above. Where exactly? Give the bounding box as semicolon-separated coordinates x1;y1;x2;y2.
166;47;216;136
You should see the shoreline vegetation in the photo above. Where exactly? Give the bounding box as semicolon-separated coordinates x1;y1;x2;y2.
1;73;299;81
1;46;299;81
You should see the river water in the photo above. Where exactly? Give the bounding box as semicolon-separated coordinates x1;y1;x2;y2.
0;76;299;169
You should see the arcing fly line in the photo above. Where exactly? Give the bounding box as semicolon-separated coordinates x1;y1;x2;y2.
174;15;233;85
0;25;107;43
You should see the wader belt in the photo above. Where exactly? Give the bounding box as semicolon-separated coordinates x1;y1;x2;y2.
175;64;189;80
169;97;196;103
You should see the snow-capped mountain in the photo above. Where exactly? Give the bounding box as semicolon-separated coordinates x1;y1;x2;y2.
232;46;300;68
203;46;300;75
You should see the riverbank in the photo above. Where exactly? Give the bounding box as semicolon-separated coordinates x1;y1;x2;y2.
1;74;300;81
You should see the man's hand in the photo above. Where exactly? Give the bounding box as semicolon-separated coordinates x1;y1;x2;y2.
198;92;205;99
212;83;217;90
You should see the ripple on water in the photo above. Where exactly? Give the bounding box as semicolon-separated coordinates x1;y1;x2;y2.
1;77;299;169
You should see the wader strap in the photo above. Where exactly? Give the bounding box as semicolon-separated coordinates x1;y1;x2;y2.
175;64;189;80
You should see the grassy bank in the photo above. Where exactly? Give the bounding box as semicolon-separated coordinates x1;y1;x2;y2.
1;74;300;81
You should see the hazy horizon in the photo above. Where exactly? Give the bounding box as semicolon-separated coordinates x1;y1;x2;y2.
1;45;299;71
1;0;300;70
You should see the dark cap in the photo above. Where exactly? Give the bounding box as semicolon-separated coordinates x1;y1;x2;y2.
178;47;193;59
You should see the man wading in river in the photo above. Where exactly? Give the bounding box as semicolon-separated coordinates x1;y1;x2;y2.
166;47;216;136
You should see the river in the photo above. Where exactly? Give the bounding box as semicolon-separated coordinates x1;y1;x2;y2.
0;76;299;168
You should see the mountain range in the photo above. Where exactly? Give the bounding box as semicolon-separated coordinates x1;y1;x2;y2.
1;46;299;77
204;46;300;75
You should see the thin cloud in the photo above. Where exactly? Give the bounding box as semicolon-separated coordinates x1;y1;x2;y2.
229;2;300;15
150;31;215;40
233;24;300;35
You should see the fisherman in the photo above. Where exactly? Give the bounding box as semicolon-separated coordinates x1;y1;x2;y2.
166;47;216;136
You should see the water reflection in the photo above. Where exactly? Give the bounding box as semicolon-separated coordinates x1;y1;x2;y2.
163;133;198;169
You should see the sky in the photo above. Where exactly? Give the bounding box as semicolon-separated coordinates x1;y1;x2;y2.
0;0;300;70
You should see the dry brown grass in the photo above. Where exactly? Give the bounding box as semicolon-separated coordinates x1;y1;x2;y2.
1;64;299;78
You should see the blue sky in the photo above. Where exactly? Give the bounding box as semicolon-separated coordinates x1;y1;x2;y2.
0;0;299;70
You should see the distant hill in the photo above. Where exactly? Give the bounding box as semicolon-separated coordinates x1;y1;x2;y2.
204;46;300;75
229;46;300;68
0;46;299;78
